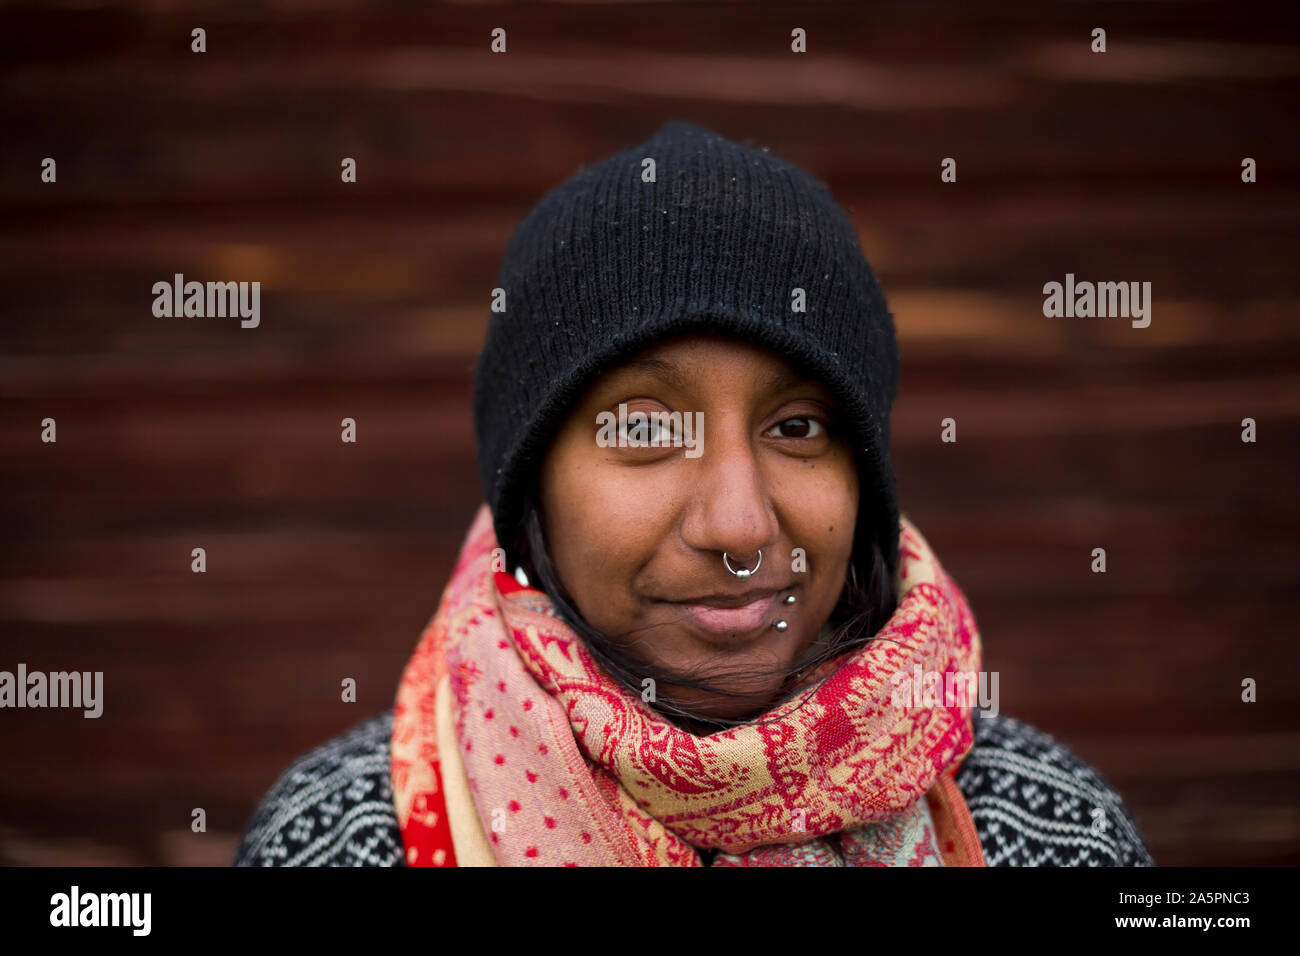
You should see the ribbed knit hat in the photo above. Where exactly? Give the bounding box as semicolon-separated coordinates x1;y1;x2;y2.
472;121;901;577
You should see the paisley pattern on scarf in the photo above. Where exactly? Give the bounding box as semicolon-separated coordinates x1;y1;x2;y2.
392;503;984;866
712;797;944;866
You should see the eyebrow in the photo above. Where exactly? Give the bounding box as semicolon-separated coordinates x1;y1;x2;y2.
621;356;812;397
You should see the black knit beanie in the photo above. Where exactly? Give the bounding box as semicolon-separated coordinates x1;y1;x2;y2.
472;121;901;578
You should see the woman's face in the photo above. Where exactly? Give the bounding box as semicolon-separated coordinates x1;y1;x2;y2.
538;333;859;724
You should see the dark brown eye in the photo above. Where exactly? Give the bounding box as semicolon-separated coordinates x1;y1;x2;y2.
766;417;824;439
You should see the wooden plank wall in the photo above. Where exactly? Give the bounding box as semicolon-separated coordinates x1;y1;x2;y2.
1;0;1297;866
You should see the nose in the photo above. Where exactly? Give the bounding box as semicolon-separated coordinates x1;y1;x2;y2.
679;423;780;567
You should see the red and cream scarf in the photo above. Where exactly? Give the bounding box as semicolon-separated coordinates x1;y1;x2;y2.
391;503;985;867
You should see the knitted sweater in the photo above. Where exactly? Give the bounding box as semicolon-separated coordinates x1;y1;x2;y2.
232;710;1155;867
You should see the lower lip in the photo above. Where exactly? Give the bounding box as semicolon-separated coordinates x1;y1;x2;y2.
678;594;779;635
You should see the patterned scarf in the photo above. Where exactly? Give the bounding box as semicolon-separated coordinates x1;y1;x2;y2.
391;503;985;867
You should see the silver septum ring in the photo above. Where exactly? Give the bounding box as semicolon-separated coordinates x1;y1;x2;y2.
722;550;761;580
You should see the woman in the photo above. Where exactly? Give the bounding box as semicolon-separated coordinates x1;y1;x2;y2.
234;121;1154;867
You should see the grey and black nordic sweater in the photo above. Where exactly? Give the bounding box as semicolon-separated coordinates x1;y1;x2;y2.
233;710;1155;867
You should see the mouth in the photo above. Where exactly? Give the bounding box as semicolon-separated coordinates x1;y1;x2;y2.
668;588;784;636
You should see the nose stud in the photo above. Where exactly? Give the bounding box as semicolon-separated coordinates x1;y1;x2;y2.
722;550;761;580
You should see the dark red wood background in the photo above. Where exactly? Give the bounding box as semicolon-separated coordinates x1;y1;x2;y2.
1;1;1297;866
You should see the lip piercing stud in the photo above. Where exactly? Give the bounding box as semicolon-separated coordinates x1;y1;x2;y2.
722;550;761;580
773;593;794;630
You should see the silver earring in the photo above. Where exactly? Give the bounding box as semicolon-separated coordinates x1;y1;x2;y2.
722;550;761;580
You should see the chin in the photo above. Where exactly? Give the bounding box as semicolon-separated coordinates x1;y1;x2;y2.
661;675;790;725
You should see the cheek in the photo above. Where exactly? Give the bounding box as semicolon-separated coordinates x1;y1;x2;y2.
539;434;674;612
783;451;858;533
778;452;858;585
